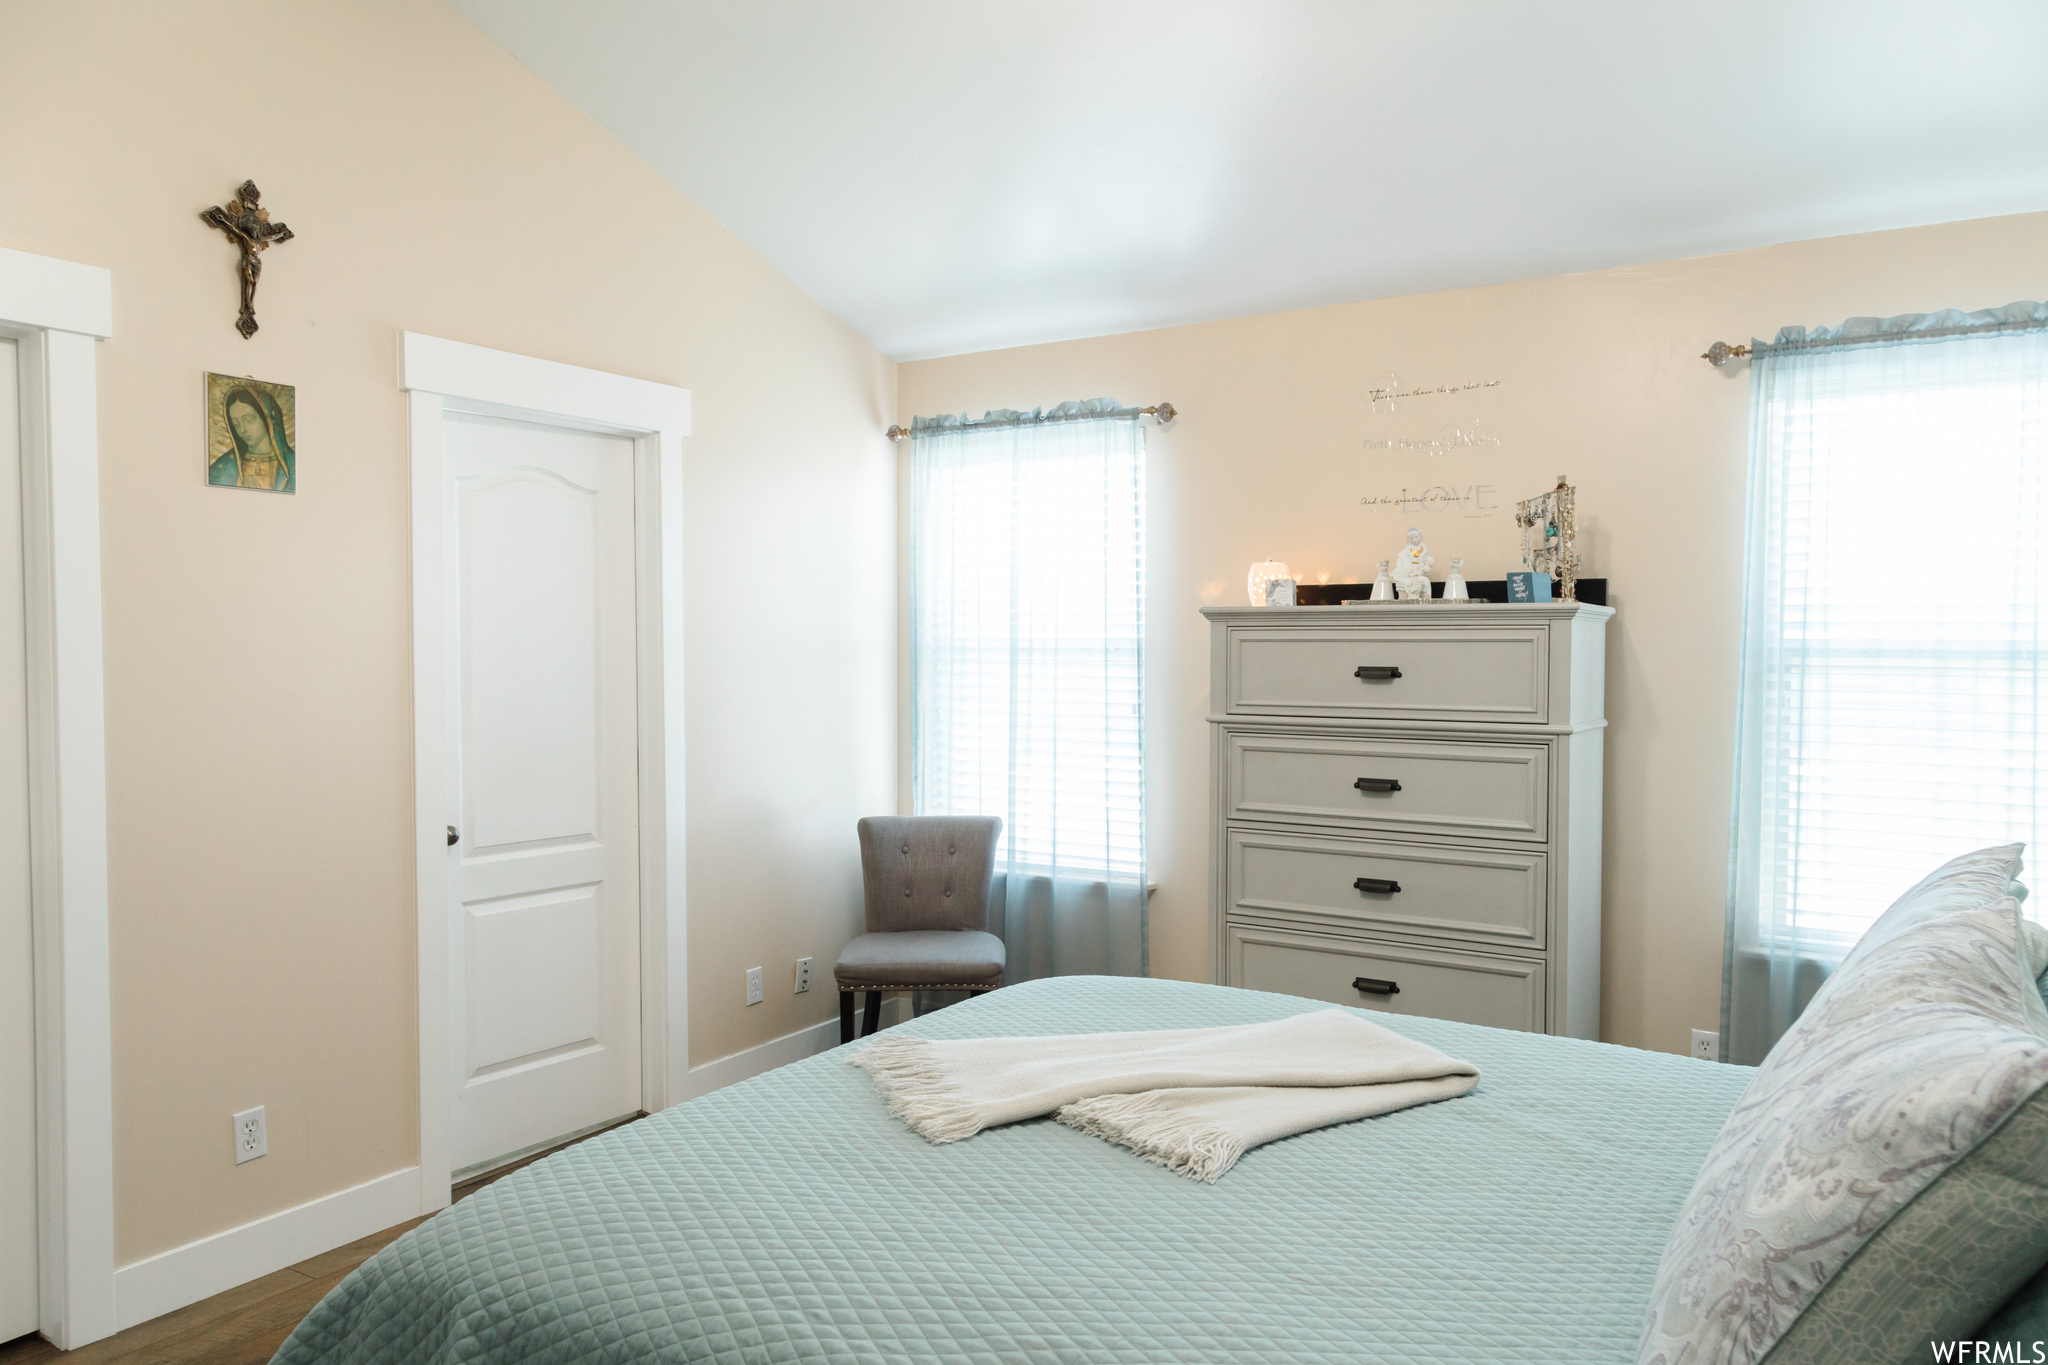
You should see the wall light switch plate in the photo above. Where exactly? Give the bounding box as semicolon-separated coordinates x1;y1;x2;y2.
745;966;763;1006
1691;1030;1720;1063
795;957;812;994
234;1105;267;1164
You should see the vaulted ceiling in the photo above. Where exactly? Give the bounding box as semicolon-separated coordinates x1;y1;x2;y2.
452;1;2048;360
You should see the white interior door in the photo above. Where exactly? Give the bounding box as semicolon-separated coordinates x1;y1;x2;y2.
443;411;642;1175
0;338;38;1342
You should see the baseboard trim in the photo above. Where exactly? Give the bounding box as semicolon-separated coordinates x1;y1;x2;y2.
112;1166;422;1331
108;1019;858;1333
676;1015;844;1101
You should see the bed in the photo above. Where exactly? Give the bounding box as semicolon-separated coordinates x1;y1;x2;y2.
274;976;1754;1364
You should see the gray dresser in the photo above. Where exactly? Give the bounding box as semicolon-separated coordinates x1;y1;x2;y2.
1204;602;1612;1038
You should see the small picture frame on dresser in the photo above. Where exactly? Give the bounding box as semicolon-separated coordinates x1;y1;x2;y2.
1505;571;1552;602
1264;578;1297;607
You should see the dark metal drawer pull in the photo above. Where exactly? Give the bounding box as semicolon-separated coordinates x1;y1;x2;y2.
1353;777;1402;794
1353;877;1402;895
1353;666;1403;681
1353;977;1401;996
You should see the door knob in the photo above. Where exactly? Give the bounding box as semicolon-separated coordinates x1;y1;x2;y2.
447;825;460;846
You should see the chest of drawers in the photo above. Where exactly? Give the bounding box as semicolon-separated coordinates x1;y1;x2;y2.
1204;603;1612;1037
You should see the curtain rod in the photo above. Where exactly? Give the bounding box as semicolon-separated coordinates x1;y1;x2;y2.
1702;313;2048;367
886;402;1175;442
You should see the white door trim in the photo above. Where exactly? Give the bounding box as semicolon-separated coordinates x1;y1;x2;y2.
400;332;689;1214
0;245;115;1349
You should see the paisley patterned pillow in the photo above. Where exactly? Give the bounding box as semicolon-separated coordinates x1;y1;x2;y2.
1637;845;2048;1365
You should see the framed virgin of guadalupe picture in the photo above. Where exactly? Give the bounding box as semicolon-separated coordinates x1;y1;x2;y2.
204;372;296;493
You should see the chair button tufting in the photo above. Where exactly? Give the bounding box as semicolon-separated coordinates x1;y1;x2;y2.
944;889;953;898
903;886;912;897
901;843;909;854
948;845;956;855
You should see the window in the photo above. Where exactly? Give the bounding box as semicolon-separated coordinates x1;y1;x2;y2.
909;400;1146;978
1726;305;2048;1060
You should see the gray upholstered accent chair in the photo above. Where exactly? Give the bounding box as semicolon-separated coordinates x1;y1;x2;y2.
837;815;1005;1043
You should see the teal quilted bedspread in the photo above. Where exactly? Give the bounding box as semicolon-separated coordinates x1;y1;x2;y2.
272;977;1751;1364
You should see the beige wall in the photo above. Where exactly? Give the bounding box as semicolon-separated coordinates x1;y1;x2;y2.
899;210;2048;1056
1;1;895;1264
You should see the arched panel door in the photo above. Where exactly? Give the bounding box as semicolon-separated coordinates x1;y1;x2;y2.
441;411;641;1175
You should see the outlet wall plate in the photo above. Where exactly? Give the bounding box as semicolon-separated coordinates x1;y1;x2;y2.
1690;1029;1720;1063
745;966;764;1005
795;956;812;993
234;1105;268;1164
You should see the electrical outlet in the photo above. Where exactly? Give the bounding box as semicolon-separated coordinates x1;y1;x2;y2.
234;1105;267;1164
1691;1030;1720;1062
795;957;812;994
745;966;763;1005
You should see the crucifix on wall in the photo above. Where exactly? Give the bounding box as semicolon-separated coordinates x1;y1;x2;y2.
199;179;294;338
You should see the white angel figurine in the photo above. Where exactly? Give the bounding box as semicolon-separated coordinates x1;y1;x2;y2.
1394;528;1434;601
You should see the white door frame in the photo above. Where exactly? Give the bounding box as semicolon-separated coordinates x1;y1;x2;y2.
400;332;689;1213
0;246;115;1349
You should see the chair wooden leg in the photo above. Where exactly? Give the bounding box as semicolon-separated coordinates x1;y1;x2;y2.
840;990;855;1045
861;991;882;1038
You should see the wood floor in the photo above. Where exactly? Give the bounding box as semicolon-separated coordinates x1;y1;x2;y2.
0;1116;642;1365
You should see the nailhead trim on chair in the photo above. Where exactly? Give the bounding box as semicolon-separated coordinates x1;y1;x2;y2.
836;981;1003;992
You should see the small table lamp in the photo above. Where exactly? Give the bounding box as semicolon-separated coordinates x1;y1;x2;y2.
1247;559;1292;606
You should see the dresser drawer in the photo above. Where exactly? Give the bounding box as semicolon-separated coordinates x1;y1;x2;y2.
1227;829;1546;949
1224;731;1548;842
1224;625;1548;724
1228;923;1546;1032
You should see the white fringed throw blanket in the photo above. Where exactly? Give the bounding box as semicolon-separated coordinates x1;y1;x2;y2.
850;1008;1480;1182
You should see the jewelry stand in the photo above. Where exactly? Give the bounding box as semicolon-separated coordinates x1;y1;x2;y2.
1515;475;1580;602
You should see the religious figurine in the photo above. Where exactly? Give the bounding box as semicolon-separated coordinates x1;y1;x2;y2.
1443;556;1470;602
1369;559;1395;602
200;179;295;338
1393;527;1433;601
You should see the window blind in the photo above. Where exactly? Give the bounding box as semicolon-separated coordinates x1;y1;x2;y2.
1726;306;2048;1060
910;400;1146;978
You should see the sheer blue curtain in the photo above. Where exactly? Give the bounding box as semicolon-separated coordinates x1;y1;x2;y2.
911;399;1147;982
1725;302;2048;1063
